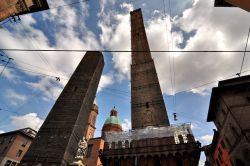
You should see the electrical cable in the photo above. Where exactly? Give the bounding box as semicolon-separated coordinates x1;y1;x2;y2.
0;57;13;77
0;108;20;115
49;0;90;10
1;49;248;53
239;27;250;76
3;61;250;102
0;63;66;80
0;18;11;26
19;20;60;79
162;0;174;101
168;0;177;118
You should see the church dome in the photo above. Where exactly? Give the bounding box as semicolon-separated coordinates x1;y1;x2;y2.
102;107;123;133
104;116;122;126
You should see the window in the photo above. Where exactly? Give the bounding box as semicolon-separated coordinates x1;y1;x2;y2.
225;137;231;149
246;96;250;103
231;126;239;137
0;138;5;144
21;138;29;147
2;146;7;154
16;150;23;157
9;136;15;143
4;160;11;166
217;121;221;129
73;87;78;92
86;144;93;158
221;109;226;116
218;147;222;155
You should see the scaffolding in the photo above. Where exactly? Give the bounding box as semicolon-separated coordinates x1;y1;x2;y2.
104;123;192;144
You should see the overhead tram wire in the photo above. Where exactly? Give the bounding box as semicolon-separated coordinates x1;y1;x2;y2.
3;57;250;102
19;21;60;81
0;63;67;80
0;57;13;77
0;108;20;115
49;0;90;10
0;63;131;96
1;64;250;126
162;0;174;104
0;59;130;93
162;0;173;97
0;51;69;80
239;27;250;76
1;49;249;53
167;0;177;117
0;18;11;26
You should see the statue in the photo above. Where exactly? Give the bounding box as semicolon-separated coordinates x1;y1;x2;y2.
75;137;88;159
70;137;88;166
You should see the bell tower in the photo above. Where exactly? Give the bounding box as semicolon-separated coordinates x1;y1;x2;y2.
84;104;98;140
130;9;170;129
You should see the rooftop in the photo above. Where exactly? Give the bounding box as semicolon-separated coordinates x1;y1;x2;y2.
0;127;37;139
207;75;250;121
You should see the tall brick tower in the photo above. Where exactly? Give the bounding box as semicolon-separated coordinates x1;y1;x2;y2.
20;51;104;165
131;9;170;129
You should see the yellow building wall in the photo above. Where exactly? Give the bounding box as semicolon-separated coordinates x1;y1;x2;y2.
0;0;18;22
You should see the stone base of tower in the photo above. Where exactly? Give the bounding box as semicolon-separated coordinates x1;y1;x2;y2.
101;124;201;166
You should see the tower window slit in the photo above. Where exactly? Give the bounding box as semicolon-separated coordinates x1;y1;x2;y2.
73;87;78;92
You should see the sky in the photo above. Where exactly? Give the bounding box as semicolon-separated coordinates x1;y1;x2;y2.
0;0;250;165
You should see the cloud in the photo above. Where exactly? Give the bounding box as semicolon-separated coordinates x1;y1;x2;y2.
0;130;4;134
98;0;250;96
3;0;247;100
10;113;44;131
98;2;132;81
98;72;114;92
1;68;19;82
121;118;131;131
25;77;63;101
200;134;213;145
5;89;28;105
0;1;101;101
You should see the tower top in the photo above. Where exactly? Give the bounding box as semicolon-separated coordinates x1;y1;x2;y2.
130;8;152;65
110;106;117;116
102;107;123;137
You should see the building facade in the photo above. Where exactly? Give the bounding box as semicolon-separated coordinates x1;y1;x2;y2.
84;137;104;166
203;130;232;166
0;0;49;22
20;51;104;165
100;8;201;166
0;128;37;166
206;75;250;165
